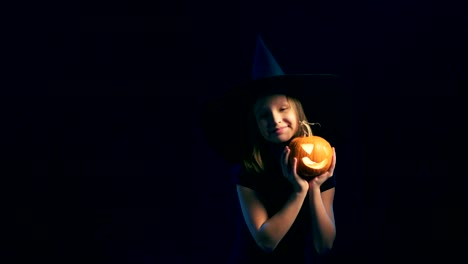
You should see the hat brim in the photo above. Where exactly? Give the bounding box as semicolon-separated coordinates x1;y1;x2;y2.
201;74;353;165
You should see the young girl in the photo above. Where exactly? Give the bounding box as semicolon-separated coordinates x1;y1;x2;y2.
230;84;337;264
202;36;340;263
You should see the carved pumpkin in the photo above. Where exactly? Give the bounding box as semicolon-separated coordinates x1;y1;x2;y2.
288;122;333;179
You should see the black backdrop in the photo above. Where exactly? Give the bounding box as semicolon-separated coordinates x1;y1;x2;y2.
2;1;466;263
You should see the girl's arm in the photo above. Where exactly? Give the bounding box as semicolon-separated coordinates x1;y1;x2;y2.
236;185;307;252
308;186;336;254
307;147;337;254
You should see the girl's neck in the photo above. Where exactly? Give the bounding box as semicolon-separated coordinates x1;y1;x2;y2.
266;141;289;160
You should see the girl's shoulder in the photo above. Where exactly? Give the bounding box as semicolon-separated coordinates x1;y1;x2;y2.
230;163;266;190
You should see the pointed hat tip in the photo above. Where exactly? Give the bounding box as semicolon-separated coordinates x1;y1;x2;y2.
252;35;285;80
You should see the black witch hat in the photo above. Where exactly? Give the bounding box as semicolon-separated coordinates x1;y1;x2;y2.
202;35;352;165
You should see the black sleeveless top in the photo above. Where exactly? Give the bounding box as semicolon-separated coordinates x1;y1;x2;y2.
230;162;336;264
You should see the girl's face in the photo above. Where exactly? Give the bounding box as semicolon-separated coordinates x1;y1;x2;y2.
254;94;299;144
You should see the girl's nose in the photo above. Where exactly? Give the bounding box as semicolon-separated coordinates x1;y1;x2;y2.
272;112;282;124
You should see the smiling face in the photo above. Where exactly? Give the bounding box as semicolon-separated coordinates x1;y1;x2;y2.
253;94;300;144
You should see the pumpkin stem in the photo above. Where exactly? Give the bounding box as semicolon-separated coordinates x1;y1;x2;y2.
300;121;321;137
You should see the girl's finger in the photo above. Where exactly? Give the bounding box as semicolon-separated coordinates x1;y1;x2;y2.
332;147;336;164
292;157;298;173
329;147;336;171
281;147;290;177
283;146;290;163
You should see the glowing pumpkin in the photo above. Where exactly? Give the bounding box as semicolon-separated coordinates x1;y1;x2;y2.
288;122;333;179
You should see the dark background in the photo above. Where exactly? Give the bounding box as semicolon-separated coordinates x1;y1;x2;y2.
2;0;466;263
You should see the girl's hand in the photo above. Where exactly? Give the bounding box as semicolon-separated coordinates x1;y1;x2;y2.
281;146;309;193
309;147;336;190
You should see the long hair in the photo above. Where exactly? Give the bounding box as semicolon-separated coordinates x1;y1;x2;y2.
242;95;310;174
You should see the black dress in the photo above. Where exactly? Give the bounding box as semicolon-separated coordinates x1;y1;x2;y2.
229;162;336;264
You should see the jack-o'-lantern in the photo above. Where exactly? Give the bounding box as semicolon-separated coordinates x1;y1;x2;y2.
288;121;333;180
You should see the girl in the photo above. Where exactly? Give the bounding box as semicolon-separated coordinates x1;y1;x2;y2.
202;36;342;263
230;81;337;264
